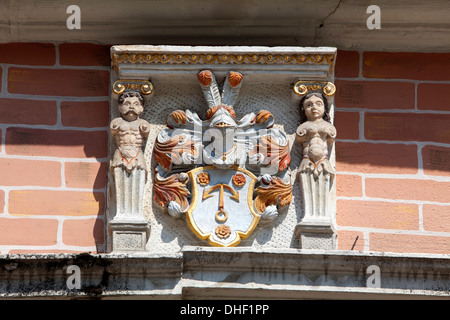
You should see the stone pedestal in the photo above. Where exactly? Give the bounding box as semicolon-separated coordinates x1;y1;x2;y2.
109;168;150;252
295;170;337;250
108;219;150;252
295;220;336;250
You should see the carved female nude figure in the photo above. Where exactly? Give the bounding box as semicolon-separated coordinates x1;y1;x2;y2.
296;91;336;220
296;92;336;178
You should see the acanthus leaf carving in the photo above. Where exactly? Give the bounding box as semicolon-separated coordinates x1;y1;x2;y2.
153;171;190;213
254;175;293;215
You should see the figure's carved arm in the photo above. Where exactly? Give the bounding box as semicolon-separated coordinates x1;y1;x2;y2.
110;118;121;136
139;120;150;138
327;125;337;143
295;124;308;146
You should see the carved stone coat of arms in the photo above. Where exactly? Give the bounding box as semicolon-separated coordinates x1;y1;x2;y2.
153;70;292;247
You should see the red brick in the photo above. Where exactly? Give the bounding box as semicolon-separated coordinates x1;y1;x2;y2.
61;101;109;128
337;230;364;251
336;174;362;197
5;127;108;158
417;83;450;111
363;52;450;81
65;162;108;189
0;98;57;125
7;67;109;97
0;159;61;187
0;190;4;214
335;80;415;109
9;190;105;216
423;205;450;233
369;233;450;254
59;43;110;67
0;218;58;245
365;178;450;203
337;200;419;230
334;111;359;140
63;218;105;247
365;113;450;144
336;142;418;174
0;43;56;66
10;249;87;254
335;50;359;78
422;145;450;177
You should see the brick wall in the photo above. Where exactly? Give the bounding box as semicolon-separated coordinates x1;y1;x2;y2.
0;43;449;255
0;43;109;253
334;50;450;254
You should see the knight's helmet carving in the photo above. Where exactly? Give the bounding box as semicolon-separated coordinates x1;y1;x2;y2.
197;70;243;128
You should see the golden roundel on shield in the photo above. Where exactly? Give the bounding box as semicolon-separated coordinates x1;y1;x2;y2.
232;173;246;187
215;225;231;239
197;172;210;185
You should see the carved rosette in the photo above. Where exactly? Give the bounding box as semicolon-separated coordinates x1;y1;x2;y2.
215;225;231;239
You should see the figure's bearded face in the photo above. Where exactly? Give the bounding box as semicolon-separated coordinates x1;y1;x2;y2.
119;96;144;121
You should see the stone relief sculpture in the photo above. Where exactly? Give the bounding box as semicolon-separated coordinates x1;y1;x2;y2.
108;45;338;252
153;70;292;247
293;81;337;249
108;84;153;252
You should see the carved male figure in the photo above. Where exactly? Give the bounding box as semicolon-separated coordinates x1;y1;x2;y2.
110;90;150;174
110;90;150;221
108;89;151;250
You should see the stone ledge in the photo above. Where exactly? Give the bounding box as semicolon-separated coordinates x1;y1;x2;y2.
0;248;448;299
1;0;450;52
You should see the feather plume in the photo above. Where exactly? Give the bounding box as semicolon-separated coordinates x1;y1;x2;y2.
198;70;221;108
221;71;243;107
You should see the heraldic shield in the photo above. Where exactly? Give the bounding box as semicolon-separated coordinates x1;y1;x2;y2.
153;69;293;247
186;166;260;247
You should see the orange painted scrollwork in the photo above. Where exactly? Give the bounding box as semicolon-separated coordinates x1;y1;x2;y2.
254;176;292;214
153;172;190;211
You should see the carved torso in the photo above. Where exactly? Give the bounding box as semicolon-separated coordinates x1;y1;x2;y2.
111;117;150;172
296;119;336;176
296;120;336;162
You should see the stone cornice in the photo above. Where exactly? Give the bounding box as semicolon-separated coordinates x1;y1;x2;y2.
1;0;449;52
111;45;337;81
0;248;448;299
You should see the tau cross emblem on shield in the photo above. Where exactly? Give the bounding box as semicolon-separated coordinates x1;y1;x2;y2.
153;70;293;247
186;166;259;246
